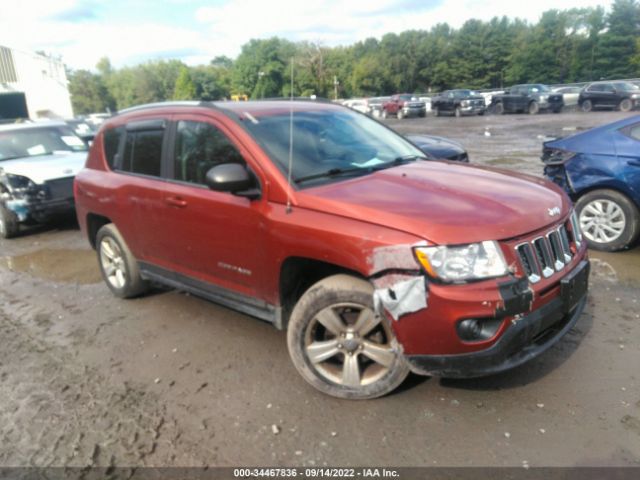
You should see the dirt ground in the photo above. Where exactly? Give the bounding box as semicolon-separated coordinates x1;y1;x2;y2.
0;110;639;469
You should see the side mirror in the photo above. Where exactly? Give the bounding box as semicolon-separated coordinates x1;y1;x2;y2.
205;163;259;199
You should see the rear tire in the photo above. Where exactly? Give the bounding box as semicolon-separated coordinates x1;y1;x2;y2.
96;223;150;298
528;101;539;115
397;109;405;120
581;100;593;113
0;205;19;239
287;274;410;399
576;189;640;252
619;98;633;112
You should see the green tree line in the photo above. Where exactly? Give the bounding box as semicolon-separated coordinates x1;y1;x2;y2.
68;0;640;114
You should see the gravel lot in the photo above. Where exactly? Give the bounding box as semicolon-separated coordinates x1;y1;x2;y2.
0;110;639;469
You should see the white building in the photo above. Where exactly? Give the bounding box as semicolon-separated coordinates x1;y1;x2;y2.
0;45;73;120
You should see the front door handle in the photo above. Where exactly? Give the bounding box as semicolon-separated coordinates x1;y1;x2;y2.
165;196;188;208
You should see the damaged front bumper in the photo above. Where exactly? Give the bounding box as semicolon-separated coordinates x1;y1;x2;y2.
2;177;76;224
404;260;590;378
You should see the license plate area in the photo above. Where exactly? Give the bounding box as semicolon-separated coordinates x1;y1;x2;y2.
560;260;589;313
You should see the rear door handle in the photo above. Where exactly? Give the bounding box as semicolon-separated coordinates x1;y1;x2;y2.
165;196;188;208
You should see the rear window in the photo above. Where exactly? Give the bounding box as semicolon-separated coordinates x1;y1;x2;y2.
103;126;124;169
121;129;163;177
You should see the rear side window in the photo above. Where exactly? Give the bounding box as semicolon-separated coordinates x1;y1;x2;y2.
103;126;124;169
122;129;163;177
627;124;640;141
588;84;604;92
173;121;245;185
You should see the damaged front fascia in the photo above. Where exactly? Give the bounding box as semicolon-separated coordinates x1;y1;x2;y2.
1;198;30;222
368;242;429;321
495;276;534;318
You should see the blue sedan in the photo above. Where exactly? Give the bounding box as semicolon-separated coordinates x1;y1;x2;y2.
542;115;640;251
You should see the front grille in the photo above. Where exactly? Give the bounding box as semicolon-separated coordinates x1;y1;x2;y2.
45;177;74;200
515;223;574;284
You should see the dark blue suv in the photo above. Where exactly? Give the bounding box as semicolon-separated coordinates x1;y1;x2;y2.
542;115;640;251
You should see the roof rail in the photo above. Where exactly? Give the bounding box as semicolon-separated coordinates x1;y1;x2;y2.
116;101;210;115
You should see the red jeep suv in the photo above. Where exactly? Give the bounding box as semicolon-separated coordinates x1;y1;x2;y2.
75;100;589;399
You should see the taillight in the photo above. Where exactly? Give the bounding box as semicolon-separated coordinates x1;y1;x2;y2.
541;147;577;165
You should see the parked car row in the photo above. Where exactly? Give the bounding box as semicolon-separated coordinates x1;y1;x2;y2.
342;80;640;120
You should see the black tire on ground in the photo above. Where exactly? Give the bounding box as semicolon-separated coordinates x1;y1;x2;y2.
433;106;440;117
493;102;504;115
529;101;539;115
575;189;640;252
287;274;410;400
96;223;150;298
0;205;19;239
581;100;593;113
454;106;462;118
619;98;633;112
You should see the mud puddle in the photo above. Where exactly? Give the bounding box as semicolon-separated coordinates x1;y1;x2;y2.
589;249;640;286
0;248;101;284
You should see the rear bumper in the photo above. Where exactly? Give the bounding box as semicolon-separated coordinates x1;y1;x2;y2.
404;260;589;378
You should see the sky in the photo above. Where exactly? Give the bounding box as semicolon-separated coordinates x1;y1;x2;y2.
0;0;616;71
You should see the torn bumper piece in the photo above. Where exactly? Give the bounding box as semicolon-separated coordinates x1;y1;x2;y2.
404;262;589;378
372;274;427;321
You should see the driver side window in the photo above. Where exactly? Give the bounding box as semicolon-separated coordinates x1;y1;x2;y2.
173;120;245;185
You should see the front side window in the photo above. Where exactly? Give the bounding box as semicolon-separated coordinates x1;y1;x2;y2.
174;120;245;185
121;129;163;177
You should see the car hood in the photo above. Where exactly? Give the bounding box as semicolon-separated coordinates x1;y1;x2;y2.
297;161;570;245
0;151;87;184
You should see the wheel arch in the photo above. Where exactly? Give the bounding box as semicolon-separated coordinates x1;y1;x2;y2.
279;256;366;328
572;184;640;212
86;213;113;249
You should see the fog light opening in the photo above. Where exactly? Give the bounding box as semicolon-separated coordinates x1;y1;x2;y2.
456;317;503;342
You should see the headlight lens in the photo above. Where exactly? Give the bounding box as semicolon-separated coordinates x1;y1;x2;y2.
414;241;508;283
461;100;470;106
539;95;548;102
4;173;36;197
632;93;640;99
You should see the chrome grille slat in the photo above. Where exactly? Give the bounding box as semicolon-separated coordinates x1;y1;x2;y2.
514;221;576;284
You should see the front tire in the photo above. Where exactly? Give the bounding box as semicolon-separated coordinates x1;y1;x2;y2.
528;101;539;115
0;205;19;239
397;109;405;120
287;274;409;399
581;100;593;113
96;223;150;298
576;190;640;251
493;102;504;115
454;106;462;118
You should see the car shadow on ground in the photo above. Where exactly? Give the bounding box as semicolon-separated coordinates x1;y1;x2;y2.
437;310;594;391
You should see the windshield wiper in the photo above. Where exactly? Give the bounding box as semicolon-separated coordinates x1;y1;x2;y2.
295;155;429;184
295;166;373;184
371;154;429;170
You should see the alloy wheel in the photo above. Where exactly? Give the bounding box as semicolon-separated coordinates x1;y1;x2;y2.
303;303;396;388
579;199;626;244
99;237;128;289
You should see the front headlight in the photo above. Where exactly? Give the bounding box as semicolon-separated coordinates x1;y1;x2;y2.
461;100;470;107
414;241;508;283
632;93;640;99
539;95;548;102
4;173;36;197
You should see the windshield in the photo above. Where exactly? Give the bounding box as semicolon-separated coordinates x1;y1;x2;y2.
529;84;551;93
454;90;476;97
0;126;87;161
613;82;638;91
241;108;425;188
